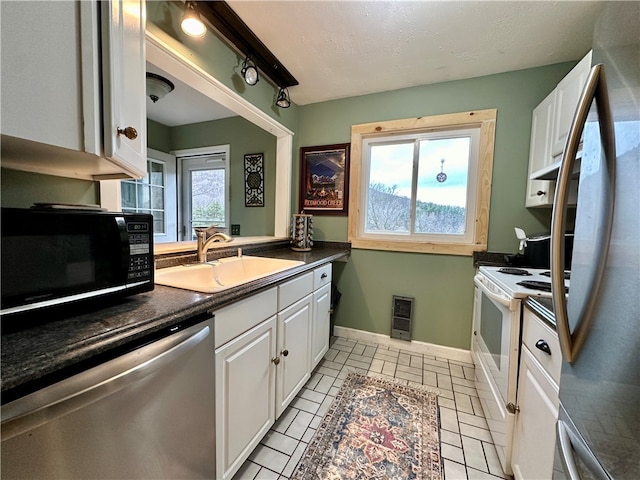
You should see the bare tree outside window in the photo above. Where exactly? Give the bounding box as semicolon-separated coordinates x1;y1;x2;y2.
190;169;225;230
364;135;471;237
349;110;496;255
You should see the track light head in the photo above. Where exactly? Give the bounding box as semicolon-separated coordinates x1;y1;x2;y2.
241;57;259;86
276;87;291;108
181;1;206;38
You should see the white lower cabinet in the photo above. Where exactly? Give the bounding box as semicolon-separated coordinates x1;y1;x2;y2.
276;294;312;417
511;308;560;480
213;263;333;480
311;284;331;368
311;264;333;368
215;316;277;480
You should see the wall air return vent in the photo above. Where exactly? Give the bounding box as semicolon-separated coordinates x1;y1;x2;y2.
391;295;414;341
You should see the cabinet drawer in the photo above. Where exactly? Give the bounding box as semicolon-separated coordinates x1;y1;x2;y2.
522;308;561;384
278;272;313;310
313;264;332;290
214;287;278;348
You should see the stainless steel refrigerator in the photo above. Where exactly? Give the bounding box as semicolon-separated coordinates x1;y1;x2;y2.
550;2;639;479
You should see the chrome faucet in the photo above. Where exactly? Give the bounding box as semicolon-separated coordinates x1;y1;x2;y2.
194;226;233;262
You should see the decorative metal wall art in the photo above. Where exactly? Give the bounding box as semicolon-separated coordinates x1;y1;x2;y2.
244;153;264;207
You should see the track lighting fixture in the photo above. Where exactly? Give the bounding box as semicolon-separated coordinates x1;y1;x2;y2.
241;56;259;86
181;1;206;38
275;87;291;108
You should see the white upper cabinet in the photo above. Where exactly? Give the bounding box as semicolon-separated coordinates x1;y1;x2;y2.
0;0;146;180
551;52;593;158
525;91;557;207
525;51;591;207
101;0;147;177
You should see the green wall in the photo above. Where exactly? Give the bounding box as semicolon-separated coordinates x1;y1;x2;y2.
146;1;298;134
297;62;575;349
1;168;98;208
147;119;172;153
0;0;579;352
148;116;277;236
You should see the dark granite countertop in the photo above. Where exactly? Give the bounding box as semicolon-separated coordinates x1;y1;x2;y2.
1;244;349;402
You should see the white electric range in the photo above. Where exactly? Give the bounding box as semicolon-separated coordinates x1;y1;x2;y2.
476;266;569;299
471;265;569;474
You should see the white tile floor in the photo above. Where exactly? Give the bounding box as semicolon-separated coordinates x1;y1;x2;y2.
232;336;509;480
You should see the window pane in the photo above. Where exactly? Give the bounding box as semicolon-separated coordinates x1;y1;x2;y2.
150;161;164;186
137;184;151;209
416;137;470;234
191;169;226;230
151;185;164;210
152;211;165;235
365;143;414;234
121;182;137;209
120;156;174;241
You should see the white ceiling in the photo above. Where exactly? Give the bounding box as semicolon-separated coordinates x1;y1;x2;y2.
146;63;237;127
147;0;606;126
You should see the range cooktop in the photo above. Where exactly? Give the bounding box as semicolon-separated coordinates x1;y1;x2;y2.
478;266;570;298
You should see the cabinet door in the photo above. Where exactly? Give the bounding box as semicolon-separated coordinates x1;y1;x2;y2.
511;346;559;480
0;1;93;152
101;0;147;178
551;52;593;157
276;294;312;417
311;283;331;368
215;316;277;480
526;90;557;207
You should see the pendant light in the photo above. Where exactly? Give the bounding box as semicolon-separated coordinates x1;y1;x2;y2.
276;87;291;108
181;1;206;38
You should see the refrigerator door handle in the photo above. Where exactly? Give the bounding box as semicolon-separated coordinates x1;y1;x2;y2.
557;419;611;480
551;64;616;363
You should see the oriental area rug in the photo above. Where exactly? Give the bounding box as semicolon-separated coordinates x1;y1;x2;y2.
292;372;442;480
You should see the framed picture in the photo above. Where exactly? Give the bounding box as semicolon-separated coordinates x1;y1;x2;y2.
299;143;350;215
244;153;264;207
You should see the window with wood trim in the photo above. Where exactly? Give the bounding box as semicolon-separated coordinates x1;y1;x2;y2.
348;110;496;255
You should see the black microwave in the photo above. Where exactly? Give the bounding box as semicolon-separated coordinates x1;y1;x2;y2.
1;207;154;316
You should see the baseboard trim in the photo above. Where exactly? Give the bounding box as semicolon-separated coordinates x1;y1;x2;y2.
333;325;472;364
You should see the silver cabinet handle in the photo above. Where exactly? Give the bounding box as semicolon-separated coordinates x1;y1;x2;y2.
551;64;616;363
2;321;212;440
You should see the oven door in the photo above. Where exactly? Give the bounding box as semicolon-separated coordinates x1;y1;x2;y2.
472;274;521;474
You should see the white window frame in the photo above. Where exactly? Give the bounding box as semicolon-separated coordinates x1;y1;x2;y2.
361;128;480;244
120;148;177;243
173;145;230;241
348;109;497;256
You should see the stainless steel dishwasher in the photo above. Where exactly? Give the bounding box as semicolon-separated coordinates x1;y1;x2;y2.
1;315;216;479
